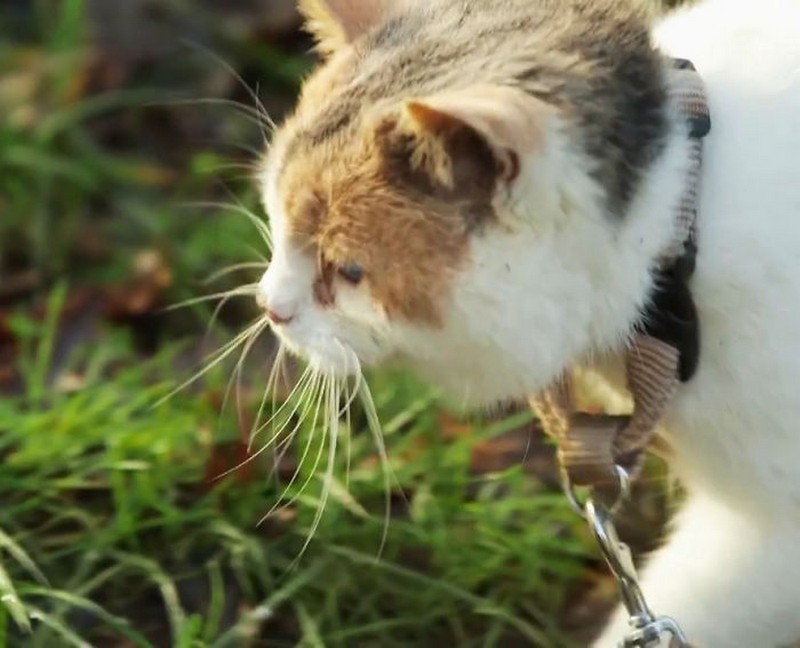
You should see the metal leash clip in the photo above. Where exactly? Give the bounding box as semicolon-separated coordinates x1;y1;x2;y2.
564;467;690;648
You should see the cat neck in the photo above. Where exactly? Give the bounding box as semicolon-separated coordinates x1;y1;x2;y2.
576;93;701;392
425;98;697;409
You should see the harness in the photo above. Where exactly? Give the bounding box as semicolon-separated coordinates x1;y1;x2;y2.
530;58;710;648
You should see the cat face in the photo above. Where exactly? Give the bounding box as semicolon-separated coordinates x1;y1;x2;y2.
257;76;554;384
258;92;507;377
254;0;670;406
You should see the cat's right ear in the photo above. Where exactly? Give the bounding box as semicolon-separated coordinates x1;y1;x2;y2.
298;0;399;56
371;85;552;193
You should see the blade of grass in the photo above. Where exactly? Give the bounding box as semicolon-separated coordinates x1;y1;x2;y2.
0;601;7;648
28;282;67;407
328;545;559;647
0;561;30;634
0;530;48;587
295;602;325;648
202;560;225;642
212;560;327;648
26;606;91;648
109;552;185;646
19;587;151;648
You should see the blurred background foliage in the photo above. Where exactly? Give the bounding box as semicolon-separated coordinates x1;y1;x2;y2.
0;1;679;646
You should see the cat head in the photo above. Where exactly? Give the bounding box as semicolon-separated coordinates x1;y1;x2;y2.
255;0;670;406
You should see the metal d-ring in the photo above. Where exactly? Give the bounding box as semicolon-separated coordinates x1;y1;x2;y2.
562;464;632;519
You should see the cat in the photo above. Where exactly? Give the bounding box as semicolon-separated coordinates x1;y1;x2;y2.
253;0;800;645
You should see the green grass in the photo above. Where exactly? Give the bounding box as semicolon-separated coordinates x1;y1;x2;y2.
0;295;591;646
0;1;696;646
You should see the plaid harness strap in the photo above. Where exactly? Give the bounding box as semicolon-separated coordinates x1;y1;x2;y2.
530;58;711;498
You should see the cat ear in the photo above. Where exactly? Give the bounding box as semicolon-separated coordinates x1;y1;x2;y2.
374;85;551;190
298;0;399;55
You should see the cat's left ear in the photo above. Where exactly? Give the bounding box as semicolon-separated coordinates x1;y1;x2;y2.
374;85;552;191
299;0;400;56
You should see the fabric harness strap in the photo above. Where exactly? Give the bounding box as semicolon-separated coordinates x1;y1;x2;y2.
530;58;711;496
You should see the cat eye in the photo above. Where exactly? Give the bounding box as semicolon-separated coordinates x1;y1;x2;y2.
337;262;364;285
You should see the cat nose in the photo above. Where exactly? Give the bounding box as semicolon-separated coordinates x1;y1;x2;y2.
264;306;294;326
256;295;294;325
256;267;298;325
257;294;295;325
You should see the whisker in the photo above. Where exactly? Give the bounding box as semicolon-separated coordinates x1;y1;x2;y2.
203;262;268;286
212;366;317;482
188;137;265;159
215;140;265;159
343;378;353;491
200;291;258;355
179;39;276;142
270;366;324;454
161;284;258;313
248;343;286;451
248;362;315;448
261;364;316;444
258;372;328;525
153;318;264;407
278;353;292;394
205;163;263;180
338;347;363;492
220;318;270;440
218;185;274;252
334;345;364;495
359;378;394;560
265;395;312;481
267;347;290;448
245;244;270;264
296;372;341;561
335;342;363;416
286;373;332;503
255;366;320;466
172;202;269;262
151;97;272;132
184;200;273;253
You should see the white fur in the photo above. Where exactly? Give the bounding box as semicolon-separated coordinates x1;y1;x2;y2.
258;0;800;645
597;1;800;645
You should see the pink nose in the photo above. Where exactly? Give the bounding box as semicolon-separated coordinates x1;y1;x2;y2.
264;307;293;325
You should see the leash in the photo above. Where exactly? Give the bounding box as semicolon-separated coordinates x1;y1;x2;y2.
530;58;711;648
